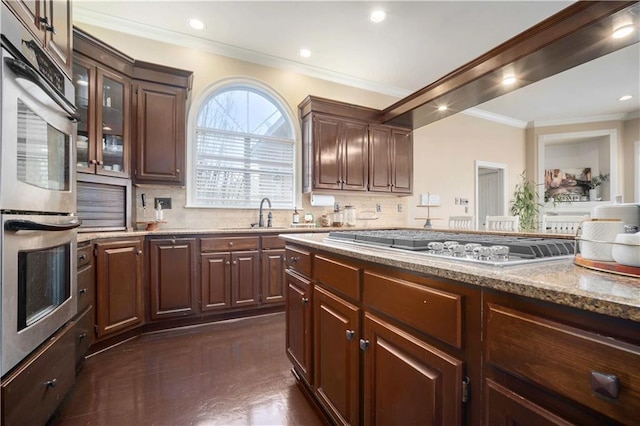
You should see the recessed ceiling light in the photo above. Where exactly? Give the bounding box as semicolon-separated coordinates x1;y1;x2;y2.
612;24;635;39
299;48;311;58
369;10;386;23
502;75;517;86
188;18;205;30
437;105;448;112
619;95;633;101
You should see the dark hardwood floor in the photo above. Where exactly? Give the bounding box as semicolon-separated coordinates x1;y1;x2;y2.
51;313;324;425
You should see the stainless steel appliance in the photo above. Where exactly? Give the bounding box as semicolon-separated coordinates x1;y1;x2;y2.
1;5;79;376
326;230;576;267
1;214;79;374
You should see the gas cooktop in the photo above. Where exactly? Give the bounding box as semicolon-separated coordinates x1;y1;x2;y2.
325;230;576;267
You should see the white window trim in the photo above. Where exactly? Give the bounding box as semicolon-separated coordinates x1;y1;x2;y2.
185;77;301;209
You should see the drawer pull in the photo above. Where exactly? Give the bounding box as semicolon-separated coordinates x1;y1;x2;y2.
78;332;87;341
79;254;86;261
359;338;370;351
301;297;309;305
346;330;355;341
229;242;234;246
289;256;300;263
79;288;87;295
591;371;620;400
45;378;57;388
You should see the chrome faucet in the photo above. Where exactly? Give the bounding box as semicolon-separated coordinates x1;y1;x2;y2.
259;197;272;228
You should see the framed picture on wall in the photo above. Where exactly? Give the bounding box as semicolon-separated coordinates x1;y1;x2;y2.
544;167;591;201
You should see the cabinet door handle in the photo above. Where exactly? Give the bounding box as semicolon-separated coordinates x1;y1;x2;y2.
359;339;370;351
79;288;87;295
345;330;355;341
289;256;299;263
89;159;97;165
79;254;86;261
45;378;57;388
301;297;309;305
591;371;619;399
78;332;87;341
98;160;104;166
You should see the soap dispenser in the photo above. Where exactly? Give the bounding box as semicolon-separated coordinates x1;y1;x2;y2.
292;207;300;224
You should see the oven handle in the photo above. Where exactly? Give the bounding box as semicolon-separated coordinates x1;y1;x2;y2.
4;218;82;232
4;57;79;122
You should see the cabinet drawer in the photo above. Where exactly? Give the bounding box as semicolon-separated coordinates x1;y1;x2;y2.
77;244;93;268
77;261;95;313
363;271;462;348
74;306;94;365
262;235;286;250
285;245;313;277
486;304;640;425
2;323;76;426
314;255;360;301
201;237;259;252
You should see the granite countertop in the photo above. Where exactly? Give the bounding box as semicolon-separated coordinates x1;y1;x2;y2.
279;232;640;323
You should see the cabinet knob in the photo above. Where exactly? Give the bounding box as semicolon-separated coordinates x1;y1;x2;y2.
171;239;176;244
289;256;299;263
345;330;355;341
591;371;619;400
137;250;143;255
229;242;234;246
301;297;309;305
79;254;86;261
98;160;104;166
89;159;97;165
232;260;237;265
176;169;180;173
226;261;231;265
79;288;87;295
78;332;87;341
359;339;370;351
45;378;57;388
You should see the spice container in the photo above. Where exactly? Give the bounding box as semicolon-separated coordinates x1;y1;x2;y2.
344;205;356;227
332;209;344;227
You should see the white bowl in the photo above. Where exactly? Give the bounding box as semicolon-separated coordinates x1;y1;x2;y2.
611;232;640;267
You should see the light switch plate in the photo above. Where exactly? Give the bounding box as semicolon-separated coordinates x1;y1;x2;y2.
376;203;381;213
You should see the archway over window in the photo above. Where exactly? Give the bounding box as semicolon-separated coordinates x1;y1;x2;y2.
188;80;295;208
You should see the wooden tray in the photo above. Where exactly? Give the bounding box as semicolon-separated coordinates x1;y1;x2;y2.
574;254;640;278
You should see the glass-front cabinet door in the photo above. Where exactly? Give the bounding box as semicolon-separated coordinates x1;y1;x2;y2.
72;55;130;178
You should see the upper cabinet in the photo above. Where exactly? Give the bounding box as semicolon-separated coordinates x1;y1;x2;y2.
73;53;132;178
300;96;413;195
369;125;413;194
132;61;193;185
3;0;73;76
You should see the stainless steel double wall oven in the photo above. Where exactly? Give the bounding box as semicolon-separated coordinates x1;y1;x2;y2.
1;4;79;376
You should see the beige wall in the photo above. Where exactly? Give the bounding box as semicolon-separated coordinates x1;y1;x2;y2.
622;117;639;202
408;113;526;229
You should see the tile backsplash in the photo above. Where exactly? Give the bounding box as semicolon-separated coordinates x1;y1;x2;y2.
133;187;408;230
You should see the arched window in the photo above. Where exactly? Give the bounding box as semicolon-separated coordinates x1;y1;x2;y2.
190;82;295;208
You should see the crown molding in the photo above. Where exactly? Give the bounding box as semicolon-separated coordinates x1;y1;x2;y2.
73;8;412;99
530;113;630;128
462;107;528;129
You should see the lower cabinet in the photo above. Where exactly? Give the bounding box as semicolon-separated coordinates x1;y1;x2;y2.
313;284;361;426
149;237;197;320
231;251;260;307
362;312;463;425
261;248;286;304
1;322;76;426
95;238;144;338
74;306;95;367
285;269;313;384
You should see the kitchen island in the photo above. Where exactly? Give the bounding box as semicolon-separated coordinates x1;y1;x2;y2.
280;231;639;425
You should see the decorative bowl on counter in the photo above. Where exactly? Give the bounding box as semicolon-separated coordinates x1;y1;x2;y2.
611;232;640;268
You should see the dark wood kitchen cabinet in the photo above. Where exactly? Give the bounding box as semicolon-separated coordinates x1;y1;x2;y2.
304;114;369;191
286;269;313;385
369;125;413;194
483;292;640;425
200;237;260;311
95;238;144;338
132;62;192;185
73;36;133;178
3;0;73;76
299;95;413;194
149;237;197;320
261;235;286;305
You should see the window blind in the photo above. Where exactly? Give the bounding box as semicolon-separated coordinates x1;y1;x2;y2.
195;128;294;208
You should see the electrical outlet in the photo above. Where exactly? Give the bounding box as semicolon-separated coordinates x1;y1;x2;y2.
397;204;403;212
376;203;381;213
460;198;469;206
155;197;172;209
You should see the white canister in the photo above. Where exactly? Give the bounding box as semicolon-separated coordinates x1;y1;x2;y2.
580;219;625;261
591;203;640;229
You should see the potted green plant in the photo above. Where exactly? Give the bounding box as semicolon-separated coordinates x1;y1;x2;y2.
510;171;544;232
588;173;609;201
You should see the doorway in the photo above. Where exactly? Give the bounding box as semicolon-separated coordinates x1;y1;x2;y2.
475;161;508;230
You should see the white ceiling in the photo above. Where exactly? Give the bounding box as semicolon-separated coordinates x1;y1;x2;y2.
73;1;640;127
